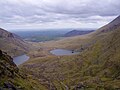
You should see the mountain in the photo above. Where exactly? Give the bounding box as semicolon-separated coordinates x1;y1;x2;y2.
1;15;120;89
0;50;19;89
95;15;120;34
20;15;120;89
0;50;46;90
64;30;94;37
0;28;31;57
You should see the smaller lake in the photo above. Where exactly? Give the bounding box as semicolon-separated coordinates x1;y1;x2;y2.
13;55;30;66
50;49;79;56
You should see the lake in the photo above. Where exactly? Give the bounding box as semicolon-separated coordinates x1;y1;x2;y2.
13;55;30;66
50;49;79;56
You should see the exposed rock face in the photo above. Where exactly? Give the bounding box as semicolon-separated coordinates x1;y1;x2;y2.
0;50;2;55
0;50;18;78
3;82;17;90
0;50;19;89
0;49;45;90
0;28;15;38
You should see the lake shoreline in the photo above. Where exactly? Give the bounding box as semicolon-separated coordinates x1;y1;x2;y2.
50;49;79;56
13;54;30;66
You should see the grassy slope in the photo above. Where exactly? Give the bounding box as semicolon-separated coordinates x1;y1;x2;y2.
0;50;47;90
27;34;92;59
18;16;120;89
0;38;25;56
20;26;120;90
0;28;34;57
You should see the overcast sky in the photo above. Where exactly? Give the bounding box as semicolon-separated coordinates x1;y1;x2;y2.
0;0;120;30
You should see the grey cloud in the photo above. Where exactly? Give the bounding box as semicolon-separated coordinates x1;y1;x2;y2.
42;0;120;17
0;0;119;29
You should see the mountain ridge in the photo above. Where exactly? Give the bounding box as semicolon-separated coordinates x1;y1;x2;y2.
64;30;94;37
95;15;120;34
0;28;31;57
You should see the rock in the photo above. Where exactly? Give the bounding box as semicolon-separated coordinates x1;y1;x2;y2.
4;82;17;90
72;50;74;53
0;50;2;55
0;87;3;90
8;33;14;38
74;83;85;90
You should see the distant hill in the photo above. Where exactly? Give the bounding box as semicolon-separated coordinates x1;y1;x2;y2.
0;28;31;57
64;30;94;37
13;30;68;42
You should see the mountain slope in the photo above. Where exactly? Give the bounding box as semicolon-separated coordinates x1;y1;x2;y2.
0;28;31;57
21;15;120;89
94;15;120;34
0;50;47;90
64;30;94;37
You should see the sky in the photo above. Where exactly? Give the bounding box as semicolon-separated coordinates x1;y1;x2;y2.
0;0;120;30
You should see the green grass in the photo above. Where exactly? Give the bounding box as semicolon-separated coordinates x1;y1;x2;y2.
1;17;120;89
20;27;120;89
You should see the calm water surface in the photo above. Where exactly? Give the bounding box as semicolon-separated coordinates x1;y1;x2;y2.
50;49;79;56
13;55;29;66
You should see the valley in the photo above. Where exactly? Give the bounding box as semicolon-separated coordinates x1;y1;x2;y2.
0;0;120;90
0;17;120;90
0;27;96;90
19;16;120;89
0;14;120;90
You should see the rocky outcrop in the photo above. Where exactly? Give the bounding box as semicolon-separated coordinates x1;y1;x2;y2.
0;50;18;76
0;49;45;90
0;50;19;89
